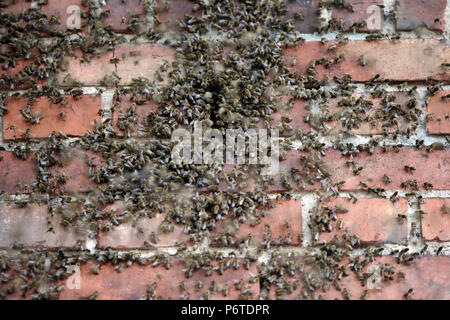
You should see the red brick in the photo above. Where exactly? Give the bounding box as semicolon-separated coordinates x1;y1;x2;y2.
49;149;103;192
211;199;302;247
0;52;47;90
268;96;310;136
0;151;36;193
284;0;320;33
57;48;114;86
59;258;259;300
219;146;449;193
41;0;87;32
112;94;159;137
332;0;384;32
101;0;147;33
396;0;446;33
323;256;450;300
3;95;101;140
256;147;449;193
0;0;31;15
319;198;408;244
155;0;200;31
427;90;450;135
115;44;176;84
421;198;450;241
325;147;450;191
0;203;84;248
98;201;189;248
266;256;450;300
284;39;450;82
219;150;307;193
324;92;414;135
57;44;175;86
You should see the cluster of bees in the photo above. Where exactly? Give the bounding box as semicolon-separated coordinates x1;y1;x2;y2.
0;0;448;300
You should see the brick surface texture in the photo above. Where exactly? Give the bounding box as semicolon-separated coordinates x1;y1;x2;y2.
0;0;448;302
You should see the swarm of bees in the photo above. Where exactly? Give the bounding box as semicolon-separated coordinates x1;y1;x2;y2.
0;0;448;300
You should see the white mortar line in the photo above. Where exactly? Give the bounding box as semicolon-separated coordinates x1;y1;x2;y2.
445;0;450;41
300;193;317;247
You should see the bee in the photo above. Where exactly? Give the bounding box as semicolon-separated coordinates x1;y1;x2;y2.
441;204;450;214
333;279;342;291
390;191;399;203
423;182;433;189
403;288;413;299
394;270;405;280
202;290;211;300
195;280;203;289
88;291;98;300
420;245;428;255
436;247;443;255
358;55;366;66
334;204;349;213
234;279;244;290
23;128;31;139
361;289;369;300
150;232;159;244
396;214;407;224
327;44;337;51
90;263;100;275
179;292;190;300
222;285;229;297
294;12;304;21
342;288;350;300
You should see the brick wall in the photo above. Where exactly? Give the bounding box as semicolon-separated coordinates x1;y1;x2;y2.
0;0;449;300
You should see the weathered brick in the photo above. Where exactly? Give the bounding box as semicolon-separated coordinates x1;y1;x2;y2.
59;258;259;300
319;198;408;244
101;0;147;33
268;96;310;136
266;256;450;300
0;48;47;90
3;95;101;140
114;44;176;84
0;203;84;248
112;94;159;137
57;44;175;86
284;0;320;33
284;39;450;82
98;201;189;248
211;199;302;247
57;48;114;86
332;0;384;32
323;256;450;300
421;198;450;241
220;147;449;193
0;0;31;15
49;149;103;192
154;0;200;31
325;147;450;191
324;92;413;135
427;90;450;135
0;151;36;193
396;0;446;33
41;0;87;32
